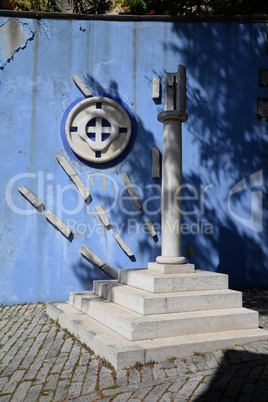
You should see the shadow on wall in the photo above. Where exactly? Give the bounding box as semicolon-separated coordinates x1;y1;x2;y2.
166;22;268;289
68;75;161;288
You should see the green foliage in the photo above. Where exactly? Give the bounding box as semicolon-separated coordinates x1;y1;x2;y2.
9;0;58;12
70;0;112;14
112;0;268;15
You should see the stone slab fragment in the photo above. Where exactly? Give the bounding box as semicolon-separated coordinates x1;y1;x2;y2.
46;301;268;370
94;204;112;228
259;70;268;87
72;75;92;97
114;234;134;257
92;281;242;315
152;77;161;100
121;172;142;212
80;244;105;268
118;269;229;293
257;98;268;119
148;262;195;274
145;218;157;238
44;210;72;240
18;185;45;212
69;291;258;341
80;245;118;278
56;154;91;203
151;147;161;179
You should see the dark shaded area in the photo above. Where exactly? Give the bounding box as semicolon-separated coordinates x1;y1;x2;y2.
195;348;268;401
69;75;161;289
168;22;268;289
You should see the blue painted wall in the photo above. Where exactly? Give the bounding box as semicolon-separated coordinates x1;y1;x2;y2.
0;15;268;305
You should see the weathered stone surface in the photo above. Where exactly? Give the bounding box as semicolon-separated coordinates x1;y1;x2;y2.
72;75;92;97
80;244;105;268
152;77;161;100
148;262;195;274
145;218;157;238
259;70;268;87
80;245;117;278
18;186;45;212
94;204;112;228
44;210;73;240
120;172;142;212
118;269;229;294
257;98;268;118
114;234;134;258
151;147;161;179
55;154;91;203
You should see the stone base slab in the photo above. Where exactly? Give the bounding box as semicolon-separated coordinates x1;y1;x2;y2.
148;262;195;274
46;301;268;370
68;291;258;341
118;269;229;293
92;281;242;315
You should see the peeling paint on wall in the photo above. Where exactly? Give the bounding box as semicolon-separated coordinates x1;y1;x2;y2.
0;18;34;70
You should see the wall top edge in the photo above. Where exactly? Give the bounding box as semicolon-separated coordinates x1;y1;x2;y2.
0;9;268;22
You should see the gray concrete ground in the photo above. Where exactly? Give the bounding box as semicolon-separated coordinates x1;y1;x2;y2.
1;289;268;401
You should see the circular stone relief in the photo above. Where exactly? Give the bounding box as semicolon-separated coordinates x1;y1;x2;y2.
65;97;132;163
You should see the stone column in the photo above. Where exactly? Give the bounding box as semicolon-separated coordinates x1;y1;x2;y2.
148;65;194;274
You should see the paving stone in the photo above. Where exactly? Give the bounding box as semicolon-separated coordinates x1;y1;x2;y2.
132;385;153;399
61;338;74;353
128;368;140;384
164;368;177;377
68;381;83;399
39;390;54;402
0;377;8;391
192;377;211;397
45;373;60;389
21;332;48;369
53;379;70;401
141;366;153;383
160;392;173;401
99;366;114;389
71;394;104;401
161;361;175;369
143;383;171;401
50;356;67;374
46;339;64;359
191;355;209;371
11;381;32;401
168;377;192;394
0;394;12;401
174;359;188;372
81;360;98;395
1;370;25;394
116;369;128;386
174;378;202;400
73;365;87;382
152;364;166;380
79;353;91;366
113;392;133;401
35;360;54;383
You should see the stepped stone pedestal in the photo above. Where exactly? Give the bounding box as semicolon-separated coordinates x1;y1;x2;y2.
47;266;268;370
47;65;268;368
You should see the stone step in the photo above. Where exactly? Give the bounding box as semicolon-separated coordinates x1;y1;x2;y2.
118;268;229;293
92;280;242;315
69;292;258;341
47;301;268;370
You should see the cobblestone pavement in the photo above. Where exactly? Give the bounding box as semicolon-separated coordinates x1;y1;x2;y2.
0;290;268;401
